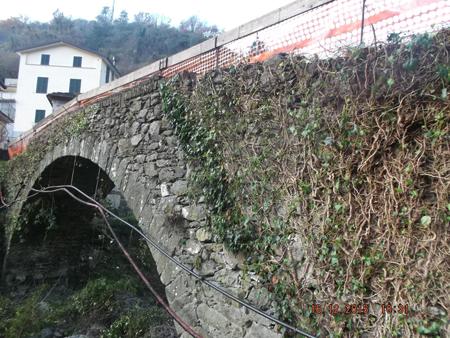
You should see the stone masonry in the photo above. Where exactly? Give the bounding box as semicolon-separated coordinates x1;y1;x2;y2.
4;76;283;338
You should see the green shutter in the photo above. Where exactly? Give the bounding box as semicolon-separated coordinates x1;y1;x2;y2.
36;77;48;93
40;54;50;65
73;56;82;67
35;110;45;123
69;79;81;94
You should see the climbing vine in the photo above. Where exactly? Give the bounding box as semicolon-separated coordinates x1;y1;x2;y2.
161;30;450;336
1;107;93;238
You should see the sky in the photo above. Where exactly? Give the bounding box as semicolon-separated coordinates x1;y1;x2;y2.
0;0;296;31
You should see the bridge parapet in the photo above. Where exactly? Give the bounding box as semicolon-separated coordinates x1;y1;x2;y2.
9;0;449;158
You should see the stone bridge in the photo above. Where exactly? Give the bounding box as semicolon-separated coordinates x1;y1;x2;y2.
2;1;447;337
1;74;283;338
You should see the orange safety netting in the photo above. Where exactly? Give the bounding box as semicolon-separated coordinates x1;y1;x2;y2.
9;0;450;158
163;0;449;75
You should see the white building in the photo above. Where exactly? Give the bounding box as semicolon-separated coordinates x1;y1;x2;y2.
14;41;120;133
0;78;16;149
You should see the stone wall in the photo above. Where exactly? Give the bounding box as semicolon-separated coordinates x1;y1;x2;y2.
3;75;282;338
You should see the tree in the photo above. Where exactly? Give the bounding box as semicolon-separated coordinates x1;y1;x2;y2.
51;10;73;34
96;7;112;25
115;10;128;25
0;11;220;77
179;16;219;38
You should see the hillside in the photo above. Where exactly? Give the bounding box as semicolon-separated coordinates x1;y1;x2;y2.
0;7;219;77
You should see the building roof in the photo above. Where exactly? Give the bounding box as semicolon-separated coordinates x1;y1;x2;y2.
16;40;120;76
46;92;76;106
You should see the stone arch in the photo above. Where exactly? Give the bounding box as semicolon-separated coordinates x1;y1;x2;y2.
4;153;177;336
3;78;282;337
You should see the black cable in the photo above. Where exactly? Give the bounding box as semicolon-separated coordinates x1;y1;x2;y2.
29;186;202;338
31;184;317;338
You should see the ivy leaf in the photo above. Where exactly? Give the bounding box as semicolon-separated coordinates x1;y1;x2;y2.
387;78;395;88
403;58;418;71
420;215;431;226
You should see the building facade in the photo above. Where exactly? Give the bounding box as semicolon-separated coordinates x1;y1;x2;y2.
14;41;119;134
0;79;16;151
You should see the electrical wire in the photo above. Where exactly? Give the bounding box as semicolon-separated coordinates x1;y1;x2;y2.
30;184;317;338
0;191;41;210
29;186;203;338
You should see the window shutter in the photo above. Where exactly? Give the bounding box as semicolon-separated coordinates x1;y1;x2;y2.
69;79;81;94
36;77;48;93
35;110;45;123
73;56;82;67
40;54;50;65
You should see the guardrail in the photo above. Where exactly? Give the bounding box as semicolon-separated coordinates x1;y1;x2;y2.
0;101;15;122
8;0;450;158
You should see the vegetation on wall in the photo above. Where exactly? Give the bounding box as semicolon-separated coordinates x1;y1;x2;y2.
162;30;450;336
0;107;91;239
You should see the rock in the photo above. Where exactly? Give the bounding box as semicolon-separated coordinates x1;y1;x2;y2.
144;162;158;177
223;246;245;270
199;260;218;277
159;168;176;181
247;287;272;310
185;239;201;255
160;197;177;215
197;303;229;330
171;180;188;195
130;121;140;135
174;166;186;178
182;205;206;221
196;228;212;242
137;109;148;120
135;154;146;163
149;142;159;150
166;136;178;147
161;183;170;197
156;159;170;167
149;121;161;136
244;323;281;338
130;99;142;112
39;327;54;338
131;134;143;146
289;234;304;262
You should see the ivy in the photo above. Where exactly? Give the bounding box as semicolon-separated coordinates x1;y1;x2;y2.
160;79;255;252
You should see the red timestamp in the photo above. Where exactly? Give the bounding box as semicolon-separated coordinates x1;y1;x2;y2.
381;303;409;316
311;303;369;316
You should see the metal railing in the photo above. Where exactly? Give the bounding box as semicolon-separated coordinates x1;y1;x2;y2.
0;101;15;122
8;0;450;157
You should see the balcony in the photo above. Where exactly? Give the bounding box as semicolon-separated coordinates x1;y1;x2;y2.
0;100;15;124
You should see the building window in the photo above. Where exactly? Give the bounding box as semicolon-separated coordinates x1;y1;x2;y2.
35;109;45;123
36;77;48;93
73;56;82;67
69;79;81;94
40;54;50;65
